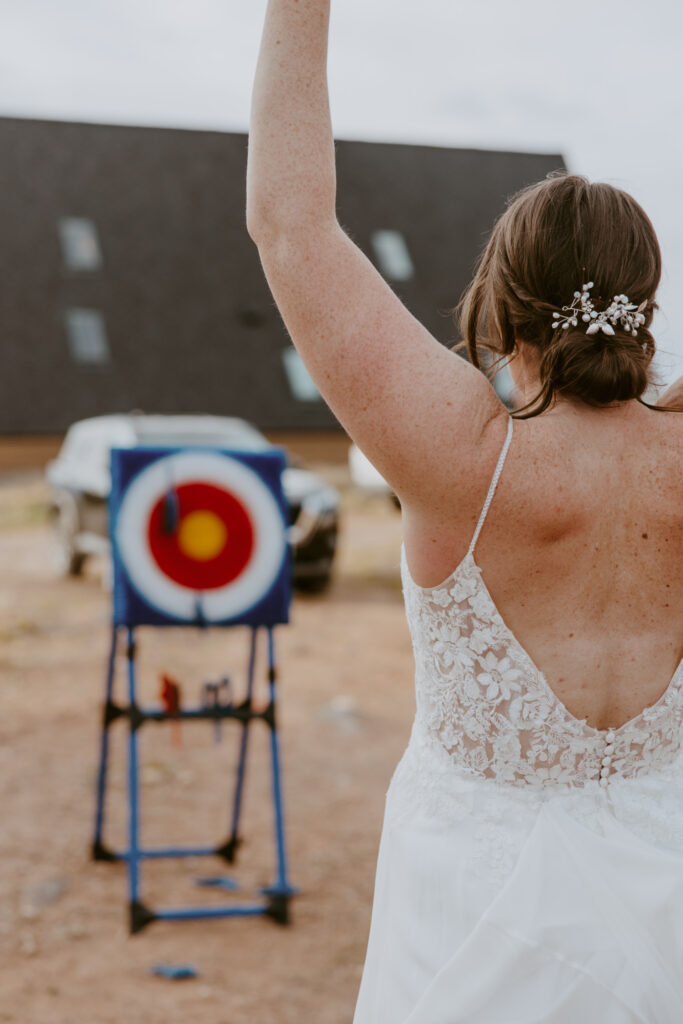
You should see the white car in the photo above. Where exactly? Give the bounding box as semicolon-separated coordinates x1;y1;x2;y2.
46;414;340;592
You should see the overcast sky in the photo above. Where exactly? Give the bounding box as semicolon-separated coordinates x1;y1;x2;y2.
3;0;682;381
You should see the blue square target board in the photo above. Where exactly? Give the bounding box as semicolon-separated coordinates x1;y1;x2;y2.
109;447;292;627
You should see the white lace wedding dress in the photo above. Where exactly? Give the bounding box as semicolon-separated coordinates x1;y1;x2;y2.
353;417;683;1023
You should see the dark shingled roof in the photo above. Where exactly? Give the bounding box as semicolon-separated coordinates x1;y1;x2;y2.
0;116;564;434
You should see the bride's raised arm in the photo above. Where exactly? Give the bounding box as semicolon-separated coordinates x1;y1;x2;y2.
246;0;507;513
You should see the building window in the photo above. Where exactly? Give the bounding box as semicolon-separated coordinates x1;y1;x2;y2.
371;229;415;282
281;347;321;401
64;308;111;366
58;217;103;271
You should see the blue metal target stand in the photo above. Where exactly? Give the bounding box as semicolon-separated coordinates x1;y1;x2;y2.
91;446;297;934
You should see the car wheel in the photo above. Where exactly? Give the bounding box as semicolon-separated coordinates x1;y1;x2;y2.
66;549;88;576
52;494;88;576
294;571;333;594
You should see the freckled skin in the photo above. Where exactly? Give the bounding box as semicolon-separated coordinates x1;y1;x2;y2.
247;1;683;732
404;402;683;730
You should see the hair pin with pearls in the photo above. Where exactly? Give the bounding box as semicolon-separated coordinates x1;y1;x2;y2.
552;282;647;337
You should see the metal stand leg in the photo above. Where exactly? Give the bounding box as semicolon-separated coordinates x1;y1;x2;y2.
219;627;258;863
126;627;155;934
92;625;119;861
262;626;296;924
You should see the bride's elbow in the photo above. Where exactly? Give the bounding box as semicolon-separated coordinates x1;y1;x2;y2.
247;212;340;266
246;197;277;248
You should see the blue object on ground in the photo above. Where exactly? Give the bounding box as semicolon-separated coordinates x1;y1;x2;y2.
151;964;199;980
195;876;240;891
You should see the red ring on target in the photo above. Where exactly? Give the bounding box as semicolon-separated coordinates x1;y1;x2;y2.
147;482;255;591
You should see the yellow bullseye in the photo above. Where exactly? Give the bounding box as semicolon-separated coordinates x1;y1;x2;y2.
177;510;228;561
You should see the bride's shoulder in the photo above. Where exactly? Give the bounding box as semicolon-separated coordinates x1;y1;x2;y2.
656;374;683;411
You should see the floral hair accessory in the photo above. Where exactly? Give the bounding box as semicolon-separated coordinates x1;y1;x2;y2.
552;282;647;337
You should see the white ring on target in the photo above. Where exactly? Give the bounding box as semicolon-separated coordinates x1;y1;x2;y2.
115;451;287;622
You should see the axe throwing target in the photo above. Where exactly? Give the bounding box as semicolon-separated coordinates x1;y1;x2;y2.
110;448;291;626
97;443;296;930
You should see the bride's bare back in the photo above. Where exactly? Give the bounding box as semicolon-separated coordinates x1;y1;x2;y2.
402;402;683;731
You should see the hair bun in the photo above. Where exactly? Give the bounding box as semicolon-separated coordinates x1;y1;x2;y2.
539;326;654;407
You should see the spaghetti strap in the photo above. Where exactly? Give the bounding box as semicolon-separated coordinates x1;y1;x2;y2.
467;416;514;557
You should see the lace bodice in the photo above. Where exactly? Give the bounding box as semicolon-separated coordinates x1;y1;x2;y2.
400;418;683;790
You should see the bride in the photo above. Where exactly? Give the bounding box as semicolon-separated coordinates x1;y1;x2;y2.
247;3;683;1019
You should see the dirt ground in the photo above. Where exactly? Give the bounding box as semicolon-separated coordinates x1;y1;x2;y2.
0;467;415;1024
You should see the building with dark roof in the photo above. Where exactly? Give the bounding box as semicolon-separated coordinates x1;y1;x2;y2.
0;116;564;438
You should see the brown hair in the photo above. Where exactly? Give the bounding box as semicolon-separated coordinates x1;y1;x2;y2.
456;172;673;417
